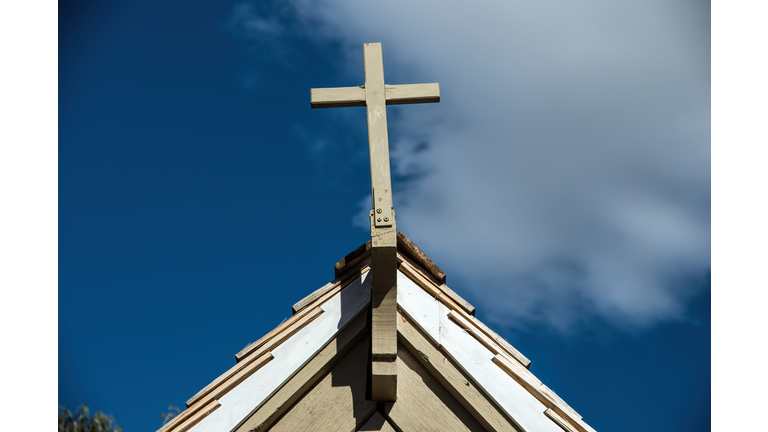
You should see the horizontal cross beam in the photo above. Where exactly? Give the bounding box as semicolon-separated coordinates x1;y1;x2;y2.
310;83;440;108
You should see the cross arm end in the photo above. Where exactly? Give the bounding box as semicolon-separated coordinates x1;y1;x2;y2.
310;86;366;108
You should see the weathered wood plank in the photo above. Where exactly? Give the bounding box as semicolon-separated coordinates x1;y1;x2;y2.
334;232;446;283
358;412;396;432
334;241;372;279
399;259;530;368
186;308;321;408
384;343;487;432
384;83;440;105
160;398;222;432
371;245;398;401
396;231;447;284
448;310;523;368
259;327;375;432
167;353;273;431
493;356;595;432
293;261;371;314
439;282;475;315
174;400;220;432
544;408;577;432
310;86;366;108
186;272;372;432
231;310;369;432
397;309;524;432
363;42;394;229
398;272;563;432
237;264;370;362
291;282;336;315
467;315;530;369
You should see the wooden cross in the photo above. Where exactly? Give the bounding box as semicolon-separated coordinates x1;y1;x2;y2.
311;43;440;402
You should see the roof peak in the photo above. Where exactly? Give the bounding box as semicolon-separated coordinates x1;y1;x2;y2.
334;231;446;284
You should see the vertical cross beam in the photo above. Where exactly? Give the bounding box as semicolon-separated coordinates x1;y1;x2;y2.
310;43;440;402
363;43;398;402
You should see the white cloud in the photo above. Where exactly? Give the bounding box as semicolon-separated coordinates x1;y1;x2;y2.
239;0;711;332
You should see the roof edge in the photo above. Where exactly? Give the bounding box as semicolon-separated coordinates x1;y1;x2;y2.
334;231;446;284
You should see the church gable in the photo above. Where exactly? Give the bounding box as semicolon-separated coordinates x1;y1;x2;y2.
158;233;596;432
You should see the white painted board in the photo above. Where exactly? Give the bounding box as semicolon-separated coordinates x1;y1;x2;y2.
188;272;371;432
397;270;562;432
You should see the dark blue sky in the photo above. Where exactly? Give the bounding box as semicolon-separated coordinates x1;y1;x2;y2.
58;1;710;431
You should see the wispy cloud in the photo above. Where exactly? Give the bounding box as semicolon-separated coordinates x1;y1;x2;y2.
232;0;710;333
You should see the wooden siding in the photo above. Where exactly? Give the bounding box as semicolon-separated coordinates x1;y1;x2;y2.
358;412;396;432
266;336;376;432
384;343;487;432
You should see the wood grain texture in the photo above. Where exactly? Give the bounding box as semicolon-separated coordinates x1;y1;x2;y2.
398;259;530;368
358;412;396;432
493;356;595;432
395;231;447;284
384;343;487;432
544;408;577;432
311;86;366;108
439;283;475;315
363;42;394;229
334;232;445;284
334;241;372;278
448;310;523;369
398;271;564;432
467;314;530;369
233;311;369;432
397;310;524;432
266;336;376;432
187;307;321;407
292;261;371;314
311;84;438;108
371;245;398;401
174;400;221;432
384;83;440;105
239;264;370;361
166;353;273;432
371;247;398;358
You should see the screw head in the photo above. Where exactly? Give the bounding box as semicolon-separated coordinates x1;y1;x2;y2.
384;217;389;222
376;208;382;214
377;218;382;222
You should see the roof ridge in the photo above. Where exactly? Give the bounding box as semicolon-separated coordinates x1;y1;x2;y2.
334;231;446;284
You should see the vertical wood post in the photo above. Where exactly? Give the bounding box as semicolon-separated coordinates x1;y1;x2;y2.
311;42;440;402
364;43;398;402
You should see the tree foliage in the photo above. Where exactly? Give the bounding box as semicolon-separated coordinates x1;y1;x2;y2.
160;405;181;426
58;404;122;432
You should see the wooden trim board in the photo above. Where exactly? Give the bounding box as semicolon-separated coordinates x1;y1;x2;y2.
333;232;446;284
545;408;578;432
187;307;321;407
397;258;531;368
163;352;272;432
448;310;528;372
170;271;372;432
242;264;369;360
234;311;370;432
397;309;524;432
397;269;572;432
294;258;372;314
493;356;595;432
174;400;221;432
